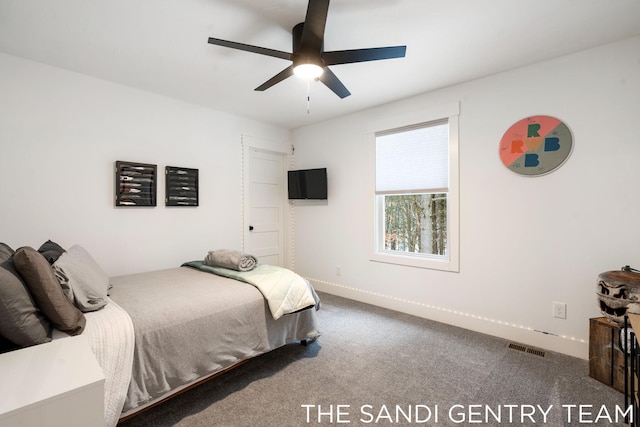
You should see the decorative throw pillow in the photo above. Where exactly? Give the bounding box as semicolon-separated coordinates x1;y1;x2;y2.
0;242;12;262
0;243;52;346
53;245;109;312
13;246;86;335
38;240;66;264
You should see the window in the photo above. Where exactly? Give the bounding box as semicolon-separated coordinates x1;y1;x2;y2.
370;103;459;272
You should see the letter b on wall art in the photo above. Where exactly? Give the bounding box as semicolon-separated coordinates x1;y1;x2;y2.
499;115;573;176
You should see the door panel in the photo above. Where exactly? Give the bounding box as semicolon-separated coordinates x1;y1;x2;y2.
244;146;286;266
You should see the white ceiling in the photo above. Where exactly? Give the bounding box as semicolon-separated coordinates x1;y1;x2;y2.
1;0;639;129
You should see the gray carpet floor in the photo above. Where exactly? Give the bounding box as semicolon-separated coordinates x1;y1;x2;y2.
118;292;627;426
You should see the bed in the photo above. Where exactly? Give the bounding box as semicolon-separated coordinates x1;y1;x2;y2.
110;265;320;421
0;242;320;427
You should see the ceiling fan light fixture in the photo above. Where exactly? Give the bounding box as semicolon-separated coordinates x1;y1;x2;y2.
293;63;324;80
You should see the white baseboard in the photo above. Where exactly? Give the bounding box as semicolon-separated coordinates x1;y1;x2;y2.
309;278;588;360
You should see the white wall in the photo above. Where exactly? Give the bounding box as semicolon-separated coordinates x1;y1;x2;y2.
291;36;640;359
0;53;289;276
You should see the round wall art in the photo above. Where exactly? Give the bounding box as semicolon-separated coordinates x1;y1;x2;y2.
499;115;573;176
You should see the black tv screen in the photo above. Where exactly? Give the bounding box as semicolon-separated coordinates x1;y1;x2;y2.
288;168;327;200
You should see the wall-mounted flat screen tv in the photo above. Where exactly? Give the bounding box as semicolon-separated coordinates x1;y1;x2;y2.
288;168;327;200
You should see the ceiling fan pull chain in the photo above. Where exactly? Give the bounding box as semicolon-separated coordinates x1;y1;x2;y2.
307;79;311;114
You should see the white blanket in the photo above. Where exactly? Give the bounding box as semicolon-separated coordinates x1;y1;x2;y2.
183;261;317;319
53;298;135;427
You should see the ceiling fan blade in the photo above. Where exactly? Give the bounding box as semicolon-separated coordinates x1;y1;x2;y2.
322;46;407;65
255;65;295;91
318;67;351;98
299;0;330;53
208;37;292;61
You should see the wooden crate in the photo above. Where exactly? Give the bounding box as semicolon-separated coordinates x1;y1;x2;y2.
589;317;629;393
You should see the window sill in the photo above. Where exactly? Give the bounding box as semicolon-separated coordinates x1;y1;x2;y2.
370;251;458;272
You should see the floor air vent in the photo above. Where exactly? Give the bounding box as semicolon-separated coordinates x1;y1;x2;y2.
507;342;547;358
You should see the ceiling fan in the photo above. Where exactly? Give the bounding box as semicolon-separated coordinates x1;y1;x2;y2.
207;0;406;99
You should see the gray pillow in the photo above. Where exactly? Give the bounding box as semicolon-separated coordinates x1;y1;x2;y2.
53;245;109;312
38;240;66;264
0;242;12;263
13;246;86;335
0;242;52;347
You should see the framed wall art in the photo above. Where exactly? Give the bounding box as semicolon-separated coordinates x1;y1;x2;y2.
499;115;573;176
165;166;199;206
115;161;157;206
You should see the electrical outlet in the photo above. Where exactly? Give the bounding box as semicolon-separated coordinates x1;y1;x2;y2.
553;302;567;319
336;265;342;276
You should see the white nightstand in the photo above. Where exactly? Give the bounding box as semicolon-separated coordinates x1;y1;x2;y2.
0;334;105;427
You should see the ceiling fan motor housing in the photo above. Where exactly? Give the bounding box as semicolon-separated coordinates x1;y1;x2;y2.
292;22;325;69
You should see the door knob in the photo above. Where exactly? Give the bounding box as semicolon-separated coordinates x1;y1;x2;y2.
249;225;254;231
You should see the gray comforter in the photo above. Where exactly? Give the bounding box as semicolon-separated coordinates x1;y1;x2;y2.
108;267;320;415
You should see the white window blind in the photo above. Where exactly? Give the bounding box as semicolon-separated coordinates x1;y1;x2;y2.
375;121;449;193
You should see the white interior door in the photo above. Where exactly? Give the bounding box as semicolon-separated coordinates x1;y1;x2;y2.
243;146;286;266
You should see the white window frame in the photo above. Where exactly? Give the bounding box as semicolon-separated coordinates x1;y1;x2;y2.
368;102;459;272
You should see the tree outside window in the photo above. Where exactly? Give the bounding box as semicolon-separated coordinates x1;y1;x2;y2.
383;193;447;255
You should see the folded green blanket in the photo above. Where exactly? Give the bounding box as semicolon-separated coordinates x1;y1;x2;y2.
182;261;317;319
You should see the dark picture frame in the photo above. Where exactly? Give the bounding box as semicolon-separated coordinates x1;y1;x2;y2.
165;166;199;206
115;161;157;207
